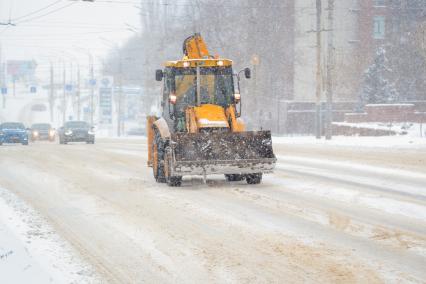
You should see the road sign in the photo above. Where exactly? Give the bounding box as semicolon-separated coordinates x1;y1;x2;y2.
99;87;112;124
1;87;7;95
89;79;97;86
100;76;113;88
30;86;37;93
65;84;73;92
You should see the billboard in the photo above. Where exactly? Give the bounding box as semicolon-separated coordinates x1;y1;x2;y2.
7;60;37;81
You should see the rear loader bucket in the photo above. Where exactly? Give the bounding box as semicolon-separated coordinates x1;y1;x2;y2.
170;131;276;176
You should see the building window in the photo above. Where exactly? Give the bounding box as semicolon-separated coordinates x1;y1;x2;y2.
374;0;386;7
373;16;386;39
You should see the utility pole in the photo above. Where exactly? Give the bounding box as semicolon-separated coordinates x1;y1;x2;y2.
325;0;334;140
117;50;123;137
69;62;74;118
49;62;54;122
0;43;4;109
90;54;95;126
62;62;66;124
77;65;81;120
315;0;322;139
12;76;16;97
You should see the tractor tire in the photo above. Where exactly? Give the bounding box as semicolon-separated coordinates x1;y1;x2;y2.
164;146;182;187
225;174;245;182
153;130;166;183
246;173;262;185
168;176;182;187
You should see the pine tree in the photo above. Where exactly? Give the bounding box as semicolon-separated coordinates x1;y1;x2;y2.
359;46;398;106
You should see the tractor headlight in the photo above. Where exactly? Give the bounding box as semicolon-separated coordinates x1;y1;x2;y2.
169;93;177;105
65;130;73;136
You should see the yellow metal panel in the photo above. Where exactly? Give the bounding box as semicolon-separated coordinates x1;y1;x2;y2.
146;116;157;167
194;104;229;129
184;34;210;59
226;106;245;132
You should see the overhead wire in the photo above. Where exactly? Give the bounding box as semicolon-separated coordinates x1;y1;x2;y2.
15;2;77;25
11;0;64;22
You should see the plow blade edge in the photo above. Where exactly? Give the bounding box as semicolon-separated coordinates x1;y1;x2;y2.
170;131;276;176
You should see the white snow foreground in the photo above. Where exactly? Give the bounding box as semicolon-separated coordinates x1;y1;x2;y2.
0;187;100;284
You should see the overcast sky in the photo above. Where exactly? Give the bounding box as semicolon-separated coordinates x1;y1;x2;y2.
0;0;140;80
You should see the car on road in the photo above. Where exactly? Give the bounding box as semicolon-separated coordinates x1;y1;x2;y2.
30;123;55;142
58;121;95;144
0;122;29;145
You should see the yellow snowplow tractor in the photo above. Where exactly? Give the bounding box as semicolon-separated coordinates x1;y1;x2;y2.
147;33;276;187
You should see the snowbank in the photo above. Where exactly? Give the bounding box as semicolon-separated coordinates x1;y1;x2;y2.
0;187;100;284
272;135;426;149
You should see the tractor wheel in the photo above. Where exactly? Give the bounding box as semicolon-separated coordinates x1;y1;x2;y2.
168;176;182;187
164;147;182;187
246;173;262;185
153;130;166;183
225;174;245;182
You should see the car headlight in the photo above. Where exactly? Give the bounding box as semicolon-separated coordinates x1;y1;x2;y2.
33;130;39;137
65;130;73;136
49;130;55;137
88;130;95;135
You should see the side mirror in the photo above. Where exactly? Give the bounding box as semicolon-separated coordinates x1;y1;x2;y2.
156;69;163;81
244;67;251;79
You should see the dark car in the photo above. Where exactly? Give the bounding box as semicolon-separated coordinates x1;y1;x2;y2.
0;122;29;145
58;121;95;144
30;123;55;142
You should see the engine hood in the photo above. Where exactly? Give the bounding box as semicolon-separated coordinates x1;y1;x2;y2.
193;104;229;129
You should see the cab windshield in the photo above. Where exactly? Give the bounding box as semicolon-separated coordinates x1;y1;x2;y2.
32;123;51;130
173;66;234;111
65;121;89;129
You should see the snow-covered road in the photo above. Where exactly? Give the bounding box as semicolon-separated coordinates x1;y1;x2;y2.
0;139;425;283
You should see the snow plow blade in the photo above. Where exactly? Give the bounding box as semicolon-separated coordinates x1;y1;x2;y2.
170;131;276;176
